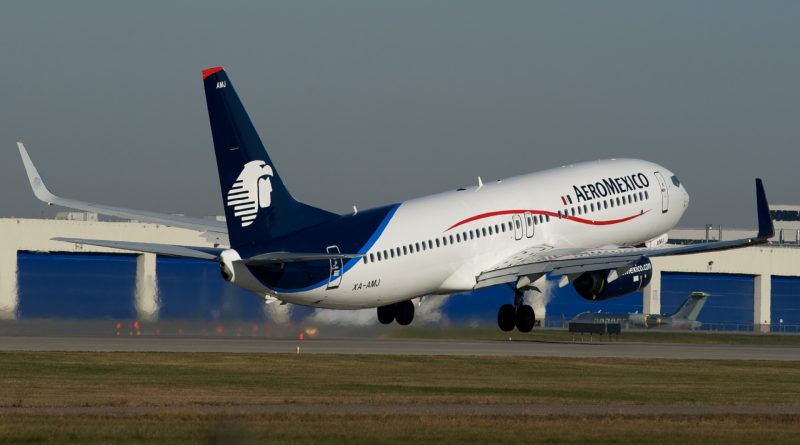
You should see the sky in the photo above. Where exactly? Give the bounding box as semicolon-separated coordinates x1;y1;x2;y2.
1;1;798;228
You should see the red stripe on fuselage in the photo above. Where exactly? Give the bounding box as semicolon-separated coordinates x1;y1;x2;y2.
445;209;650;231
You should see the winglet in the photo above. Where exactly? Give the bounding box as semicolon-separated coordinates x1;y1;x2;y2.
755;178;774;240
17;142;57;204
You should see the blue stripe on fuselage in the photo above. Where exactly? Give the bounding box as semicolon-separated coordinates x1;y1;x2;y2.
250;204;400;293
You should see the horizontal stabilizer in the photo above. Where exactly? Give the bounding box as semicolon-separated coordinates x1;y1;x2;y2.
242;251;362;265
52;237;223;260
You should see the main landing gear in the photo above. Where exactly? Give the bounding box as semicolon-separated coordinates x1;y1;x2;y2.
497;289;535;333
377;300;415;326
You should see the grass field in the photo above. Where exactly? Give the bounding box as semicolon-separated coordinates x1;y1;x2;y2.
1;352;798;444
2;413;799;445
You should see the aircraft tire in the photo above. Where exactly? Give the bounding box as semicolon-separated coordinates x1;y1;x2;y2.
395;300;415;326
515;305;535;333
377;304;395;324
497;304;516;332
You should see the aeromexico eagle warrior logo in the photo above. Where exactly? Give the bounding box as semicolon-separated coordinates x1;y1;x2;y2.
226;160;274;227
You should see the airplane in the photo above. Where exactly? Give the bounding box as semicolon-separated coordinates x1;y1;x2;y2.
17;66;775;333
570;291;708;329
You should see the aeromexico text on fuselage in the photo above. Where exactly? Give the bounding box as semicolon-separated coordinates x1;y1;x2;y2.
571;172;650;203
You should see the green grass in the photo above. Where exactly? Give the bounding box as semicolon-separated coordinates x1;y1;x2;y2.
383;326;800;345
2;352;799;443
1;414;799;445
1;352;799;407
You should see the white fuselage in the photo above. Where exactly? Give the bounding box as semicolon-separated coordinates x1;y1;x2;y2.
236;158;689;309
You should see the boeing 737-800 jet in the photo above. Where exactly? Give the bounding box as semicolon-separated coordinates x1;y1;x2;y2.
17;66;774;332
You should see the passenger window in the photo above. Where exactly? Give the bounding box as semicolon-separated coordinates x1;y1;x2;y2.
645;191;649;199
488;226;493;235
546;214;550;222
482;228;487;237
557;210;562;219
428;240;433;249
449;235;454;244
402;246;407;255
508;222;513;231
591;203;595;212
435;239;440;247
616;197;621;206
369;253;374;262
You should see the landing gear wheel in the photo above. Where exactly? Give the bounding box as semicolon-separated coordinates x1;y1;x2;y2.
497;304;516;332
395;300;415;326
377;305;395;325
515;304;535;333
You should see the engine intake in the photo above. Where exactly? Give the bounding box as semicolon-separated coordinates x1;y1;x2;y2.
573;257;652;301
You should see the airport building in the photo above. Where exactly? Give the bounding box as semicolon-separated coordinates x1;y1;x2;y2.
1;210;799;331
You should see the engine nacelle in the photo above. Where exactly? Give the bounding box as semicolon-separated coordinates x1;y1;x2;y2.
573;257;653;301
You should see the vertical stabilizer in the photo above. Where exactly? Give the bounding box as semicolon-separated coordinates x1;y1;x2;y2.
670;292;708;321
202;67;337;248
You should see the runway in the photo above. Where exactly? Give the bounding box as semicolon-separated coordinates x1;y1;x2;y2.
0;336;798;360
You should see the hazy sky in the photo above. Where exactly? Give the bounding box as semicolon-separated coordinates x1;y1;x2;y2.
1;1;798;228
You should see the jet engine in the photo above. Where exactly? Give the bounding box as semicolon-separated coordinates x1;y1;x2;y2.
573;257;653;301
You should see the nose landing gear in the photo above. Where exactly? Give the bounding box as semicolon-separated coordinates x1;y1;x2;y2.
497;289;535;332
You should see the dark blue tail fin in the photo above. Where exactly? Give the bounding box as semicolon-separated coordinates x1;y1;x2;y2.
202;67;338;248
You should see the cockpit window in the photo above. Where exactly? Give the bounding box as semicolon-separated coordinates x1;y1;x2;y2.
671;175;681;187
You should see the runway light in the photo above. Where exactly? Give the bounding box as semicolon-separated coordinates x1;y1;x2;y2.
215;326;224;335
299;332;305;341
304;327;318;337
250;324;259;336
177;327;184;335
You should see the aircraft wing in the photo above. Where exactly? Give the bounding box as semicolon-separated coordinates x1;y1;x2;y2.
476;179;774;289
18;143;228;244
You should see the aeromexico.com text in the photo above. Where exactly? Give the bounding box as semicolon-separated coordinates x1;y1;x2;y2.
572;173;650;203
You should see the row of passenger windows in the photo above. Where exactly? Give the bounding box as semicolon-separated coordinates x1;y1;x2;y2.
364;190;649;264
559;191;649;218
363;216;547;264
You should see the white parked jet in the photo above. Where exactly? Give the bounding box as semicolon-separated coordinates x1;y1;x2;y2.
18;66;774;332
